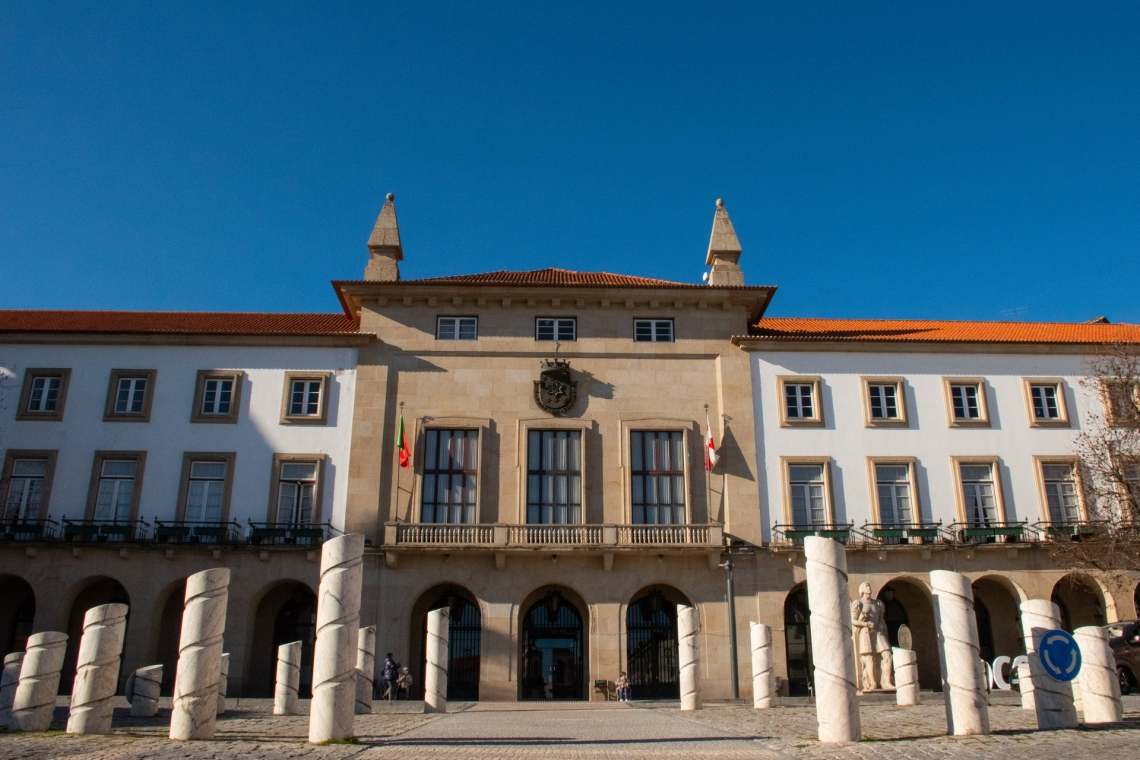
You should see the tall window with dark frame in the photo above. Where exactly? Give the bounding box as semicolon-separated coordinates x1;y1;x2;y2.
789;465;826;526
875;464;913;525
960;463;998;525
536;318;576;342
421;430;479;524
526;430;581;524
630;431;686;525
276;462;317;526
94;460;136;521
4;459;47;520
185;461;226;522
1043;463;1080;523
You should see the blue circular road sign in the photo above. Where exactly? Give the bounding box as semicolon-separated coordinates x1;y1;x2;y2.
1039;629;1082;682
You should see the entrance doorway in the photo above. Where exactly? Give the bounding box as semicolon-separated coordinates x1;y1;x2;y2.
784;584;813;697
63;578;130;695
248;582;317;697
521;590;583;700
419;590;482;701
626;588;679;699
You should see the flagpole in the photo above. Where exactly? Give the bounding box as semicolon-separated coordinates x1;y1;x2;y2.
704;403;711;522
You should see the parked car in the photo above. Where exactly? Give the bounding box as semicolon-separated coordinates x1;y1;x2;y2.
1105;620;1140;695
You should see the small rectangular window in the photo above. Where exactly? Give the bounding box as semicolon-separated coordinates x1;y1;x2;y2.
1030;385;1058;420
421;429;479;524
785;384;814;419
868;385;898;419
437;317;478;340
201;379;234;416
26;377;61;413
950;384;980;420
536;318;576;342
114;378;148;414
3;459;47;520
875;464;913;525
276;461;318;526
1042;463;1080;523
185;461;226;522
95;460;137;521
633;319;673;343
289;380;322;417
789;464;827;526
959;463;998;525
526;430;582;524
630;431;686;525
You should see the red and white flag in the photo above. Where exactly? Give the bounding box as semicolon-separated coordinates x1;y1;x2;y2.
705;412;718;471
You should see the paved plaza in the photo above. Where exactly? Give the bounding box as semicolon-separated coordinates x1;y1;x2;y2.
2;695;1139;759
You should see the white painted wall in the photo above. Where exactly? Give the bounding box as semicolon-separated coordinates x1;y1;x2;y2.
0;344;357;530
749;349;1101;541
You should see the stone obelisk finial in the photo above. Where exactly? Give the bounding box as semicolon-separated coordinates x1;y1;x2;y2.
706;198;744;287
365;193;403;281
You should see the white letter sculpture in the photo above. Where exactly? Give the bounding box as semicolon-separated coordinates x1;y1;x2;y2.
424;608;450;714
356;625;377;715
804;537;860;742
309;533;364;744
892;648;920;706
274;641;302;715
170;567;230;740
127;665;162;717
930;570;989;736
750;621;775;709
0;652;25;727
10;631;68;732
678;603;701;711
216;653;230;716
67;603;129;734
1020;600;1077;730
1074;625;1123;724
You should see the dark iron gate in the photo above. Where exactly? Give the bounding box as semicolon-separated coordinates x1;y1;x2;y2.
626;592;679;699
423;594;481;700
521;593;583;700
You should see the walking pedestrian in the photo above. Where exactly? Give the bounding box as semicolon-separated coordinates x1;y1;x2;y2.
381;653;400;701
616;672;631;701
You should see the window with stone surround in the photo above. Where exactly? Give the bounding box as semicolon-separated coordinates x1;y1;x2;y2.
776;376;824;427
2;452;57;521
942;378;990;428
781;458;833;527
861;377;908;427
421;429;479;524
191;371;244;424
953;459;1005;526
527;430;581;524
1021;378;1070;428
85;451;147;522
536;318;576;342
633;319;673;343
280;373;331;425
16;369;71;422
630;431;686;525
103;369;157;422
437;316;478;340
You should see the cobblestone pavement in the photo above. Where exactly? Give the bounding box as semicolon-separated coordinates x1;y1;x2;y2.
2;696;1139;759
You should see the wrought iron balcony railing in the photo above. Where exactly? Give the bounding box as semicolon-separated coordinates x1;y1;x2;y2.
1031;519;1110;542
385;522;725;549
772;522;855;546
0;516;59;541
859;521;945;546
246;521;339;546
61;518;149;542
947;520;1029;544
153;519;243;544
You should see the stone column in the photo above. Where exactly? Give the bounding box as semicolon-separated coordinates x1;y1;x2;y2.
9;631;68;732
1074;625;1123;724
804;537;860;743
127;665;162;717
1016;659;1034;709
0;652;25;727
170;567;230;741
309;533;364;744
750;622;774;709
356;625;377;715
67;603;129;734
930;570;989;736
1020;600;1078;730
892;648;919;706
425;608;450;714
216;653;230;716
274;642;302;715
678;603;701;711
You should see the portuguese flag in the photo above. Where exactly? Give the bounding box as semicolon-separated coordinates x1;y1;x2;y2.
397;414;410;468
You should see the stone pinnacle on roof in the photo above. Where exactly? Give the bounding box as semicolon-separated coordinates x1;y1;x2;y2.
365;192;402;281
705;198;744;286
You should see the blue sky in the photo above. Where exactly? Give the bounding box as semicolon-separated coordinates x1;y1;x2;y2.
2;2;1138;322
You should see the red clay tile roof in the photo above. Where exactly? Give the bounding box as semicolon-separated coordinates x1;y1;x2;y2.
392;268;773;289
743;317;1140;344
0;310;361;336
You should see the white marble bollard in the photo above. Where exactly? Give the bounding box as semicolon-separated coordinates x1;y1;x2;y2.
356;626;376;715
67;603;129;734
678;603;701;711
930;571;989;736
309;533;364;744
127;665;162;717
424;608;450;714
274;641;302;715
750;621;775;709
1074;625;1123;724
804;537;860;743
170;567;230;741
216;653;230;716
9;631;68;732
1020;600;1077;730
892;648;920;706
0;652;25;728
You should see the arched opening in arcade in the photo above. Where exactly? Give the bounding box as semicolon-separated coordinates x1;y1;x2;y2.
62;577;130;694
971;576;1025;667
1052;573;1108;631
519;586;587;701
1135;581;1140;620
625;586;688;700
784;583;812;697
410;585;482;701
247;581;317;698
153;579;186;695
0;575;35;657
877;578;938;690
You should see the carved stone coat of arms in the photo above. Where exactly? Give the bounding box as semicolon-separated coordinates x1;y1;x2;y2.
533;359;577;416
